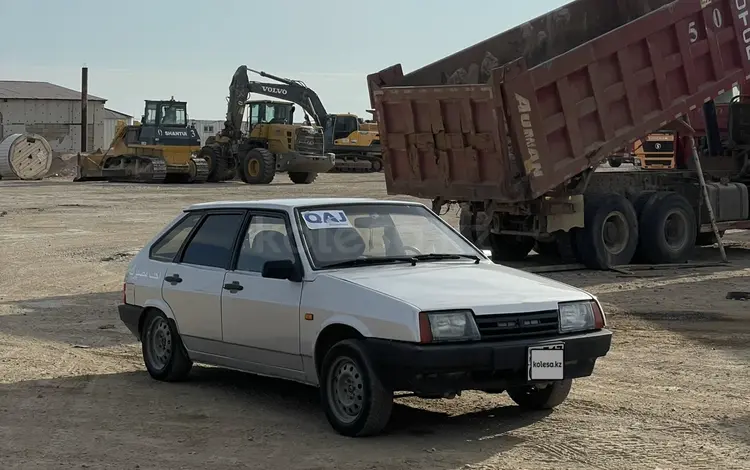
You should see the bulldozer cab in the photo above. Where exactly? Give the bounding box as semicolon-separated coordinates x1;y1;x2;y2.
134;99;200;147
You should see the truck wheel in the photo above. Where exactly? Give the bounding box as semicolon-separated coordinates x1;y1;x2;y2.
489;233;535;262
507;379;572;410
696;230;725;246
289;171;317;184
459;206;491;249
607;157;622;168
637;192;697;264
141;309;192;382
320;339;393;437
577;193;639;269
240;148;275;184
198;146;228;182
555;229;582;263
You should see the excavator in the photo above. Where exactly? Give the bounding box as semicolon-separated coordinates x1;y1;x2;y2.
197;66;335;184
74;98;209;183
239;68;382;173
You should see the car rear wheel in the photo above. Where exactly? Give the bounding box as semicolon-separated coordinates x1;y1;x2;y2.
507;379;573;410
320;339;393;437
141;309;192;382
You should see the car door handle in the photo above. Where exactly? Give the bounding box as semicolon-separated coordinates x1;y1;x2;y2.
165;274;182;284
223;281;243;291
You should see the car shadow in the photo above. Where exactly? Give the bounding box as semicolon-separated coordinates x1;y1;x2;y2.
0;367;549;468
0;291;135;347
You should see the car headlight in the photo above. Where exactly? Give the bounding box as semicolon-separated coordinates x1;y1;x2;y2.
558;300;604;333
419;310;481;343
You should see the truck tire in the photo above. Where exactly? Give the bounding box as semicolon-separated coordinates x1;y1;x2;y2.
141;309;192;382
198;145;228;182
696;230;725;246
289;171;317;184
239;148;275;184
577;193;639;269
320;339;393;437
637;192;697;264
489;233;535;262
555;229;582;263
607;157;622;168
507;379;572;410
458;206;491;249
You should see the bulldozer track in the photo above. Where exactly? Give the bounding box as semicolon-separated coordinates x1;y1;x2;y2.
190;156;210;183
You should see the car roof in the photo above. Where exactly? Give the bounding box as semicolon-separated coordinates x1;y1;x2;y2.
184;197;425;212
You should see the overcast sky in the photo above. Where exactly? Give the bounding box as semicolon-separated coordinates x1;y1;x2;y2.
1;0;569;120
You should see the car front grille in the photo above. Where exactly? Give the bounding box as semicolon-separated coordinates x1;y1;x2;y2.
641;140;674;153
474;310;559;341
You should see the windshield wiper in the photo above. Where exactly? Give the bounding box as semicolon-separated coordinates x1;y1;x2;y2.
322;256;418;269
412;253;481;264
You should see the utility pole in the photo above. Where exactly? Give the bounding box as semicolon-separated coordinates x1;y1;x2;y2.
81;67;88;153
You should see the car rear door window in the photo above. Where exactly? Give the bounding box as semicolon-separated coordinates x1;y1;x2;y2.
180;213;245;269
150;213;203;262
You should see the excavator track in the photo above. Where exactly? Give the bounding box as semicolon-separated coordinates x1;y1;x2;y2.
328;154;383;173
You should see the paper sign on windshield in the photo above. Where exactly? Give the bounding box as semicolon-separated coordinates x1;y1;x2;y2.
301;210;352;229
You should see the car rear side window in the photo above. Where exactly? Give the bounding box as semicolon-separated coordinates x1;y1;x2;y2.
149;213;202;262
180;213;245;269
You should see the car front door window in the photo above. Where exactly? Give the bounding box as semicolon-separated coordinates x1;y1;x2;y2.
222;212;304;373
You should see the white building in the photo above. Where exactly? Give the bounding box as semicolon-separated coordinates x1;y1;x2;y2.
102;108;133;149
0;80;107;154
189;119;251;144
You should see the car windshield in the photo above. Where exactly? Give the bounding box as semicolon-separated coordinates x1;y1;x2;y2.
296;203;484;269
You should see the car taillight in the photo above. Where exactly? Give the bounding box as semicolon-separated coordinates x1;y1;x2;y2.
592;301;606;329
122;282;127;304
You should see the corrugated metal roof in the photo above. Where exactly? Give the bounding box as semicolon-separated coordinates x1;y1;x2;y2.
104;108;132;119
0;81;106;101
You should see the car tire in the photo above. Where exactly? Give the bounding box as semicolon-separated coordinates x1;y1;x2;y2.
507;379;573;410
320;339;393;437
607;157;622;168
141;309;193;382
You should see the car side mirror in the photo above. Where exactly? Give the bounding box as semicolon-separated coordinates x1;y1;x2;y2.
261;259;302;282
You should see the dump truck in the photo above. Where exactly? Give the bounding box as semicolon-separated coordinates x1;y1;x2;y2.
368;0;750;270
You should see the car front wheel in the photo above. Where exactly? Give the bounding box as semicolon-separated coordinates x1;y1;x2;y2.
141;309;192;382
507;379;573;410
320;339;393;437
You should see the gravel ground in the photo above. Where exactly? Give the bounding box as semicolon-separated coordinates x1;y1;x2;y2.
0;172;748;469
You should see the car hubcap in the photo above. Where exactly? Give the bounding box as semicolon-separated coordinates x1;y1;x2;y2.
601;211;628;255
148;317;172;370
328;357;364;424
248;159;260;177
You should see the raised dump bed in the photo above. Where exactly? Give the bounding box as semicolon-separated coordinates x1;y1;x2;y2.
368;0;750;269
369;0;750;203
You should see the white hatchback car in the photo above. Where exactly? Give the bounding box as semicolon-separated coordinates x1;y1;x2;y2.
119;197;612;437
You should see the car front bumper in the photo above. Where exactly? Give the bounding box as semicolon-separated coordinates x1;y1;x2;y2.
363;329;612;394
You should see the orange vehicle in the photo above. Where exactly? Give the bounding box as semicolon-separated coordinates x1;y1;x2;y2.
633;132;676;169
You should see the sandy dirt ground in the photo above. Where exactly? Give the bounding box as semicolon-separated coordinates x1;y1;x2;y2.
0;172;749;469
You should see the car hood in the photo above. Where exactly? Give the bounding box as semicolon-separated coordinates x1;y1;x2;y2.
320;262;593;314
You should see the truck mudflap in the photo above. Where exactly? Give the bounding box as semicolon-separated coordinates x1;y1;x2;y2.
371;0;750;204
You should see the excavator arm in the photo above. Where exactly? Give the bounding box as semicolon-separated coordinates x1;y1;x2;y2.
222;65;253;140
245;68;329;126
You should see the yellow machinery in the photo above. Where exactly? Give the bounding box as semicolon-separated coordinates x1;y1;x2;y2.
74;99;208;183
196;66;335;185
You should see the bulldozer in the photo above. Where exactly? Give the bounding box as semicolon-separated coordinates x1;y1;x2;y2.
75;98;209;183
197;66;335;184
238;68;382;173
